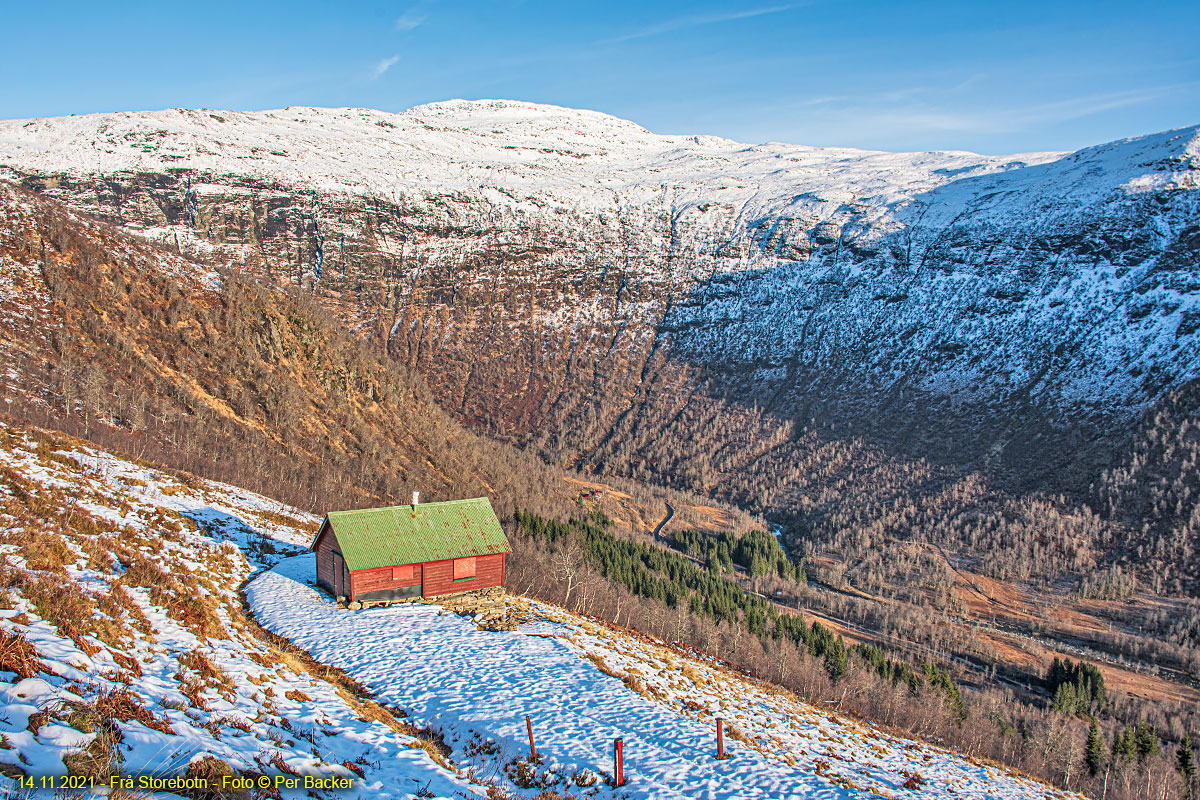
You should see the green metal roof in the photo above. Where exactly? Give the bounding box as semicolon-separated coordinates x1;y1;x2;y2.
315;497;510;572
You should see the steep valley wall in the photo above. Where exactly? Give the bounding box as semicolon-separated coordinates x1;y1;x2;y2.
3;104;1198;592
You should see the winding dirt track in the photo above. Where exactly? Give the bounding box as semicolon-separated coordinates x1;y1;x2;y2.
651;502;674;539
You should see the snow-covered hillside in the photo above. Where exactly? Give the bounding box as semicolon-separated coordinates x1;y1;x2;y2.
0;423;480;798
0;421;1074;798
249;555;1074;800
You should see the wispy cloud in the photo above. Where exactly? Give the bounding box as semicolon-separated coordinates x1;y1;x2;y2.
394;12;427;31
602;4;803;44
1009;87;1179;127
750;81;1199;152
371;54;401;79
394;1;432;31
870;86;1177;136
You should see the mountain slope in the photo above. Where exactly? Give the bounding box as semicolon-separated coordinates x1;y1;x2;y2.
1;102;1194;479
251;554;1076;800
0;100;1060;206
0;418;1081;798
0;145;1196;799
0;180;575;520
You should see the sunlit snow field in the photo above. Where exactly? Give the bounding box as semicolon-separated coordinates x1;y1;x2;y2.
251;554;1073;800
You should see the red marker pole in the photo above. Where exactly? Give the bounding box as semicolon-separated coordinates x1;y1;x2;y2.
526;715;537;762
614;737;624;787
717;718;725;760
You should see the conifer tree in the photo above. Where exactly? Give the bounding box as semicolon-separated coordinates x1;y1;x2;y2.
1179;735;1197;800
1052;682;1076;714
825;634;848;681
1112;724;1137;763
1135;722;1160;763
1085;717;1104;777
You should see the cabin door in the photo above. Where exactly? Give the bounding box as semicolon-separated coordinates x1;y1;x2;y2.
332;551;345;598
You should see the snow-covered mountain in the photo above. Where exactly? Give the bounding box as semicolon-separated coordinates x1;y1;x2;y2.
2;100;1197;492
0;100;1066;208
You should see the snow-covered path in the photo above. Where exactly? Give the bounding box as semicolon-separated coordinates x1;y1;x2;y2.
249;555;1072;800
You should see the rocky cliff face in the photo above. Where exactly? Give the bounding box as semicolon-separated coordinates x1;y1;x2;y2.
2;101;1197;509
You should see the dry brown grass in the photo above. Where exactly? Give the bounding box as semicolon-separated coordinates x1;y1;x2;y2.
274;650;306;678
107;583;153;635
15;568;99;655
62;722;122;780
267;751;297;776
581;650;666;701
109;649;143;678
583;651;615;676
33;438;83;472
179;649;236;700
407;729;454;770
92;686;174;734
184;755;247;800
213;714;252;733
0;628;46;678
78;535;117;572
255;508;318;535
180;675;210;711
90;607;136;651
57;686;173;752
245;650;273;669
167;591;227;639
119;552;172;589
725;722;753;746
8;529;76;573
120;550;228;639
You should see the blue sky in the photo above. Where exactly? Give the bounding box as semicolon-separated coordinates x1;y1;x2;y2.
2;0;1195;154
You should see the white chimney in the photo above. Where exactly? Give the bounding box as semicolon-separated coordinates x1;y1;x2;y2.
412;491;420;508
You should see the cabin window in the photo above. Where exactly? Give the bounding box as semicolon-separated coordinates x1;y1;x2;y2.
392;565;415;581
453;557;476;581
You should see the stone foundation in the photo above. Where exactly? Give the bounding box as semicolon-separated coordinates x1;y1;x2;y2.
338;586;511;627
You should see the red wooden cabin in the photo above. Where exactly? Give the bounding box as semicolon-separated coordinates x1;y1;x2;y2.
312;494;510;604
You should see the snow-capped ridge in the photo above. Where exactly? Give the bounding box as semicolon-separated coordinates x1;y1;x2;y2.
402;97;657;133
0;100;1097;214
2;101;1193;241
